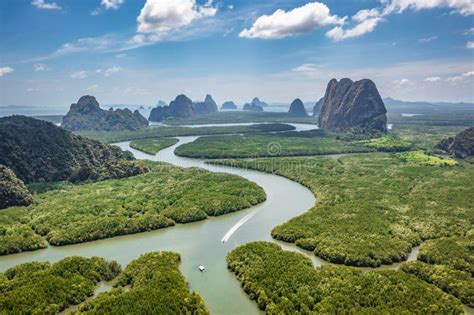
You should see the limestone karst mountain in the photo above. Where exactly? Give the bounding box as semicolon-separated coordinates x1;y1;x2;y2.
62;96;148;131
149;94;195;122
193;94;218;114
317;78;387;133
288;98;308;116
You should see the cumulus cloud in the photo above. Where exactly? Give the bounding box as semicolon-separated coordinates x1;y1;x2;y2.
382;0;474;16
31;0;61;10
326;9;382;41
394;78;412;87
136;0;217;41
418;35;437;43
70;70;88;79
96;66;123;76
424;76;441;82
292;63;320;72
102;0;124;10
239;2;345;39
0;67;14;77
327;0;473;42
464;27;474;35
467;41;474;49
34;63;46;71
446;71;474;83
87;84;99;91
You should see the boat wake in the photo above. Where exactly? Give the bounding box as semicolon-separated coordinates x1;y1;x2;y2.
221;212;256;243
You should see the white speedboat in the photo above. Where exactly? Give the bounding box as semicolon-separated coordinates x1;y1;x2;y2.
198;265;206;272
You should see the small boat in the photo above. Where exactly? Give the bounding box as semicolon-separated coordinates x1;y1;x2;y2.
198;265;206;272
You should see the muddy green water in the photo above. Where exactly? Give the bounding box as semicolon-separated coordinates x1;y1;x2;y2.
0;135;316;314
0;126;455;314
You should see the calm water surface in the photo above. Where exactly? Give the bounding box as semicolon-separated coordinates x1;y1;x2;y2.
0;134;316;315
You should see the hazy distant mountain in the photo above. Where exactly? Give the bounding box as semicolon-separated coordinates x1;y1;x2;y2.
62;96;149;131
251;97;268;107
221;101;238;110
384;97;474;113
288;99;308;116
149;94;195;122
193;94;218;115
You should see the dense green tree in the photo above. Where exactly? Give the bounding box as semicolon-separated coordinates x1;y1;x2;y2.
227;242;464;314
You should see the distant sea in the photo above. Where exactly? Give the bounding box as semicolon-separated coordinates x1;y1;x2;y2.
0;104;290;118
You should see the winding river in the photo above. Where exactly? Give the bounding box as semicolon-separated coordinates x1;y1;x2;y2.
0;123;426;314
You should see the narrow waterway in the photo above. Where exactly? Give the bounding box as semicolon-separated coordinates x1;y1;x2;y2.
0;134;316;314
0;123;426;314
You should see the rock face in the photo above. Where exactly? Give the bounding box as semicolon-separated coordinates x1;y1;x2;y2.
62;96;148;132
221;101;238;110
251;97;268;107
243;103;264;112
193;94;218;115
0;116;147;183
437;127;474;158
318;78;387;132
0;165;33;210
312;97;324;116
149;94;195;122
288;98;308;116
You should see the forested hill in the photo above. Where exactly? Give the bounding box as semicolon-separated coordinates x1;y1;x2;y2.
0;115;146;183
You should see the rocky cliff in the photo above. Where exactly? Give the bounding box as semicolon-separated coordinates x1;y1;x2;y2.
437;127;474;158
149;94;195;122
318;78;387;133
221;101;237;110
288;98;308;116
0;116;147;183
62;96;148;132
313;97;324;116
0;165;33;210
193;94;218;115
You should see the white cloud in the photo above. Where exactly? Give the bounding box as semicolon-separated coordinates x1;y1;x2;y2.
394;78;412;87
228;4;234;10
104;66;123;76
34;63;46;71
31;0;61;10
424;76;441;82
136;0;217;41
0;67;14;77
115;53;127;58
328;0;473;42
239;2;345;39
446;70;474;83
467;41;474;49
382;0;474;16
464;27;474;35
418;35;437;43
91;8;101;16
102;0;124;10
70;70;88;79
292;63;319;72
326;9;382;41
87;84;99;91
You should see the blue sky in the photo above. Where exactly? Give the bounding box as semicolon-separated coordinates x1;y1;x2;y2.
0;0;473;107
